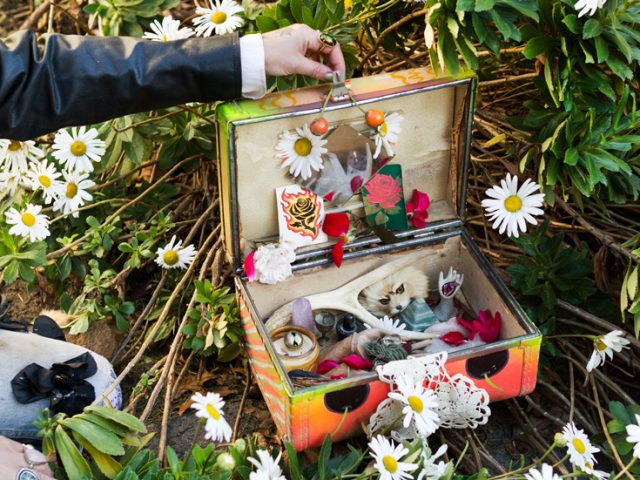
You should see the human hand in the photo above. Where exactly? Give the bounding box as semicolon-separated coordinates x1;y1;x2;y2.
0;436;55;480
262;24;346;80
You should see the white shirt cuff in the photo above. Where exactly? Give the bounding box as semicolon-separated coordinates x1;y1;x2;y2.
240;34;267;100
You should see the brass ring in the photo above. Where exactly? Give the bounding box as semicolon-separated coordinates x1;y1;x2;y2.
318;31;337;50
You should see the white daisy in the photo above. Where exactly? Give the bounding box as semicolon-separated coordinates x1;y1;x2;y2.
193;0;244;37
52;170;95;218
52;126;105;173
366;316;407;335
388;375;440;438
417;444;450;480
5;203;50;242
155;235;197;270
0;170;22;199
143;15;194;42
481;173;544;238
369;434;418;480
524;463;561;480
247;449;286;480
581;463;609;480
574;0;607;17
0;139;43;174
190;392;232;443
25;160;63;204
275;124;328;180
586;330;630;372
562;422;600;470
370;112;402;159
626;414;640;459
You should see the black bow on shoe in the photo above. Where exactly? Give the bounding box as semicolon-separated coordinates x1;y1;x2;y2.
11;352;97;416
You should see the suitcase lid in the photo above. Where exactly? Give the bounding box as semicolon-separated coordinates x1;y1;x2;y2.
216;68;477;272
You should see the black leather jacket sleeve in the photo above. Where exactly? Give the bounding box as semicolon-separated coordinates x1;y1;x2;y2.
0;30;242;140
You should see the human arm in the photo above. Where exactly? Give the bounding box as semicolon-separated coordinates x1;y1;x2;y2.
0;24;345;141
0;30;242;140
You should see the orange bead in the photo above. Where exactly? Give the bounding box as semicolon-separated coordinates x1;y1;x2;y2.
310;117;329;136
365;109;385;128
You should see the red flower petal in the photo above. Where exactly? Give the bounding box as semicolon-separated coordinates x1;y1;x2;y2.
341;354;373;370
410;211;429;229
323;212;350;237
332;239;344;268
317;360;340;375
411;189;430;212
243;250;256;282
323;192;335;202
350;176;364;193
441;331;467;346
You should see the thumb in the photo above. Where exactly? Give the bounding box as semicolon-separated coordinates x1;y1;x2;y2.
294;56;333;81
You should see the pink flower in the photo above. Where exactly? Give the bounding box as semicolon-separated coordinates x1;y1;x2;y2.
243;250;256;281
364;173;402;210
342;354;373;370
457;310;502;343
406;189;430;228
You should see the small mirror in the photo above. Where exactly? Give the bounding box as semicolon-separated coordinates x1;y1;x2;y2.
294;125;392;207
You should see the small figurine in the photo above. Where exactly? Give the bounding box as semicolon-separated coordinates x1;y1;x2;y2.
433;267;464;322
397;297;437;331
335;314;366;340
359;266;428;317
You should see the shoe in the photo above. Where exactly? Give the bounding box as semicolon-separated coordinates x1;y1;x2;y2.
33;315;66;342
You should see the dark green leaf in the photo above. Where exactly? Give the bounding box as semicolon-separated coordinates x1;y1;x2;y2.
582;19;603;39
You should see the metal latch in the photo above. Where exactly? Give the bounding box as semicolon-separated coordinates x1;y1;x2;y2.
325;71;350;103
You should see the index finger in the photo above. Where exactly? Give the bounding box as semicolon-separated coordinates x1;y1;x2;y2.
321;44;346;77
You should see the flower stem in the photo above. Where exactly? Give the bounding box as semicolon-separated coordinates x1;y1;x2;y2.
185;419;205;468
614;457;637;480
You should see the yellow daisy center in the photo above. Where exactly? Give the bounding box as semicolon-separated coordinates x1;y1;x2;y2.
595;338;608;351
163;250;179;266
379;122;388;137
383;455;398;473
8;140;21;151
211;11;227;24
572;437;586;455
408;395;424;413
504;194;522;213
38;175;52;188
294;138;313;156
21;212;36;227
205;403;221;420
66;183;78;199
162;34;168;41
70;140;87;157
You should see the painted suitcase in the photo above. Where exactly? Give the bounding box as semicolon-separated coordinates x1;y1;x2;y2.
215;67;542;450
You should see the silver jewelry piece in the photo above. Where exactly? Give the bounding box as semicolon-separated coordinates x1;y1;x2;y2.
16;468;40;480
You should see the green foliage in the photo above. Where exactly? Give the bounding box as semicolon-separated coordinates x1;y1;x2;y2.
64;259;134;333
507;220;615;327
620;235;640;337
0;226;47;284
516;84;640;204
424;0;539;75
85;216;123;259
596;402;640;476
84;0;180;37
36;407;152;480
182;281;242;361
